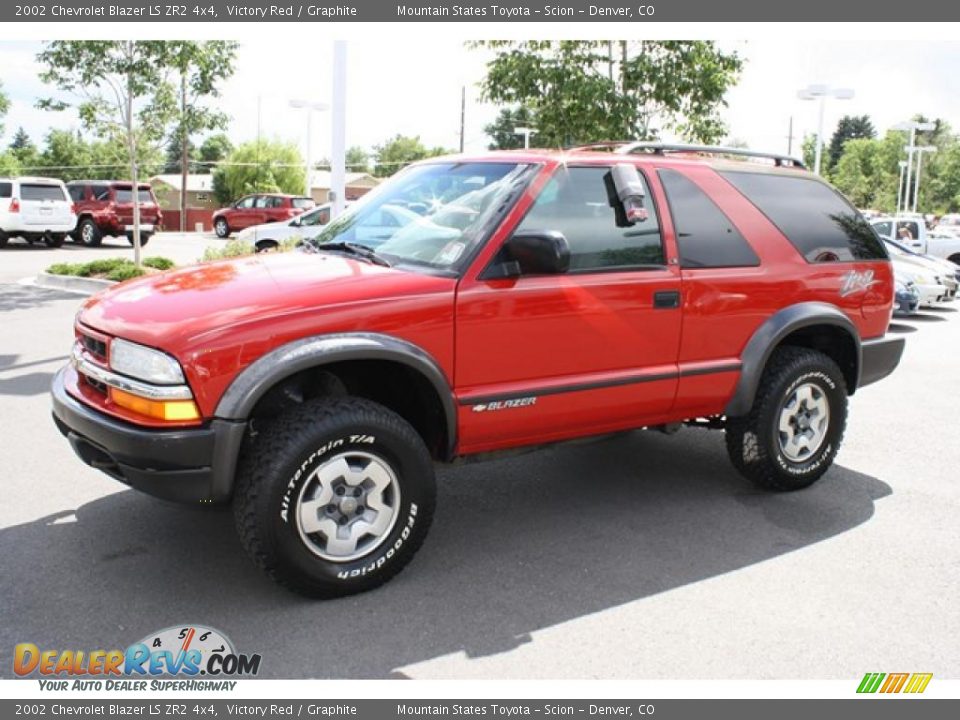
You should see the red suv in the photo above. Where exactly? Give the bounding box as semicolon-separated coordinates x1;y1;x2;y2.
52;144;903;598
212;193;315;238
67;181;163;247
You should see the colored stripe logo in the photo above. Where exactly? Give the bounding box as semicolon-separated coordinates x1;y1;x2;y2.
857;672;932;694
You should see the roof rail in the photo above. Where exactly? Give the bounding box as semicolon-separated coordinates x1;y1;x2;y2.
614;142;806;169
565;141;637;152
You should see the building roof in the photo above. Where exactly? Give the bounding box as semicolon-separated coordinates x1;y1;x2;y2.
310;171;378;189
150;174;215;193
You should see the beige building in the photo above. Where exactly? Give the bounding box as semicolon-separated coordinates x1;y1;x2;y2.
310;171;380;204
150;174;219;211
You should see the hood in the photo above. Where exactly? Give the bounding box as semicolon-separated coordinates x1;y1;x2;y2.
79;252;454;349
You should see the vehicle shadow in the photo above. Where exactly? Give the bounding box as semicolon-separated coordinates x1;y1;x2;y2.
904;312;947;323
0;285;83;314
921;305;957;313
0;430;891;679
887;322;918;334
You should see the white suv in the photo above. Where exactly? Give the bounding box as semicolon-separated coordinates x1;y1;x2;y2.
0;177;77;248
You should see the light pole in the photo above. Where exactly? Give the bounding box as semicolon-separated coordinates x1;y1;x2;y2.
289;99;329;199
797;84;855;175
893;121;936;214
514;126;535;149
909;145;937;214
896;161;908;215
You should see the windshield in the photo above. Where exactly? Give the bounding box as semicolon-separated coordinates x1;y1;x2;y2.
309;162;532;270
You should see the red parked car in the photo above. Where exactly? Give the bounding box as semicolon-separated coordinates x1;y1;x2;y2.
212;193;315;238
53;143;903;598
67;181;163;247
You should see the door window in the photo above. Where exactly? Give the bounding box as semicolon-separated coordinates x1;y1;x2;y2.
235;196;256;209
514;166;664;271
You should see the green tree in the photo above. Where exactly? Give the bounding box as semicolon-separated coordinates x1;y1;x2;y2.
801;133;818;171
38;41;182;265
827;115;876;170
345;145;370;173
165;133;195;172
211;138;305;205
0;80;9;135
0;152;19;175
372;134;451;177
37;129;93;181
198;133;233;169
472;41;742;146
9;127;39;170
485;106;536;150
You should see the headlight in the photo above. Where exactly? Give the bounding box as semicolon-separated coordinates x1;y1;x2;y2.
110;338;185;385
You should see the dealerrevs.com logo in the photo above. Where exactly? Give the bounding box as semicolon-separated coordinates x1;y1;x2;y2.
14;625;261;691
857;672;933;694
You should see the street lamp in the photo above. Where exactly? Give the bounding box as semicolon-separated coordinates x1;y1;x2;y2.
514;126;535;149
908;145;937;214
289;99;330;198
797;84;855;175
893;120;936;215
896;161;909;215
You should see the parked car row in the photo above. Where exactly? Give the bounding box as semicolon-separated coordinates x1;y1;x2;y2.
0;176;163;249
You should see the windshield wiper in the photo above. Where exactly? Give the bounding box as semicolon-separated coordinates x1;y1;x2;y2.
308;241;392;267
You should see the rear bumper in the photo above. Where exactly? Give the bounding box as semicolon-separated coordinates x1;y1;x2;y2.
859;335;906;389
51;367;245;504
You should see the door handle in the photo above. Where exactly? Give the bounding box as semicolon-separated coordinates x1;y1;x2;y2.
653;290;681;309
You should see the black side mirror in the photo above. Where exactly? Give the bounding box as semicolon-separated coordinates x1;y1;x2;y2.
484;230;571;279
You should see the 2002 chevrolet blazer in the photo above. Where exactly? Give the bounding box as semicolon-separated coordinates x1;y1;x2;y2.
51;142;905;597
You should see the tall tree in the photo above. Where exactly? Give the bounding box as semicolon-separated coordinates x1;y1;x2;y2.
168;41;238;230
165;133;196;173
0;80;9;135
9;127;39;170
38;41;180;265
198;133;233;169
345;146;370;173
37;129;93;182
485;106;536;150
827;115;876;170
211;138;305;205
372;134;451;177
472;41;742;146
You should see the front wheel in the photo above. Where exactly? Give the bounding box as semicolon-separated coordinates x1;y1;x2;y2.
725;346;848;491
214;218;230;238
233;397;436;598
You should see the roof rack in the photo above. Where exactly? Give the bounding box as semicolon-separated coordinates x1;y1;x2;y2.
565;141;637;152
614;142;806;169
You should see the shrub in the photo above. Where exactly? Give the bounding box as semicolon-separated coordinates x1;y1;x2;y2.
78;258;134;277
142;256;175;271
106;265;147;282
47;263;83;276
201;240;255;262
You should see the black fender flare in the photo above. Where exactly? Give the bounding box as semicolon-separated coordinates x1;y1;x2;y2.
724;302;861;417
214;332;458;457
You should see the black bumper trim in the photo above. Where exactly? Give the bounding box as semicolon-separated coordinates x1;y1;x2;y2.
51;367;245;504
859;335;906;389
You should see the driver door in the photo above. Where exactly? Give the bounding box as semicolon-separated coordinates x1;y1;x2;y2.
454;165;683;454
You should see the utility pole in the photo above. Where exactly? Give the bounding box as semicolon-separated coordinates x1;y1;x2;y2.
180;70;188;233
459;86;466;154
786;116;794;156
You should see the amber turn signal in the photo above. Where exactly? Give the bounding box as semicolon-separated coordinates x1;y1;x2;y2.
109;388;200;422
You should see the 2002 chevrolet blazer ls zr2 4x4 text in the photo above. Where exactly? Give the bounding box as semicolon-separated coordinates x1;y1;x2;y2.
51;143;905;597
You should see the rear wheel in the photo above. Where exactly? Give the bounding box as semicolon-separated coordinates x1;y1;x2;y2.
214;218;230;238
234;396;436;598
126;232;151;247
77;218;102;247
725;346;847;491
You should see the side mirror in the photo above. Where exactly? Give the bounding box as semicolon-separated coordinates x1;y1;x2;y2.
291;216;302;226
609;163;648;225
485;230;571;279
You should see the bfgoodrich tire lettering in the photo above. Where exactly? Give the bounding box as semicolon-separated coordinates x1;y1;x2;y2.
725;346;848;491
233;397;436;597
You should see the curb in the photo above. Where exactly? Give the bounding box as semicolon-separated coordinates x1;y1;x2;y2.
32;272;115;296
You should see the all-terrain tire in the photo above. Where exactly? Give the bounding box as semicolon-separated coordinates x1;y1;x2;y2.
725;346;848;491
77;218;102;247
233;396;436;598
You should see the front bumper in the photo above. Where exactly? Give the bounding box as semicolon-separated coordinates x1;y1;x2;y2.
51;367;245;504
859;335;906;389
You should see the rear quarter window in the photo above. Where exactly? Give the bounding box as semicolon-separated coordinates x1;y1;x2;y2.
20;184;67;202
292;197;314;209
720;171;887;262
0;182;11;199
658;169;759;268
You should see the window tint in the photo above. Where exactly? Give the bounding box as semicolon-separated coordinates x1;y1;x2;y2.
236;196;255;209
21;184;67;202
300;207;331;226
721;171;886;262
93;185;111;201
658;169;759;268
872;220;893;238
114;188;153;203
896;221;920;240
68;186;85;202
0;182;13;199
254;196;272;209
515;166;663;271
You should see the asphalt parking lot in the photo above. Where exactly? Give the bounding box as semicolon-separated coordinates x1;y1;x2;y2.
0;238;958;679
